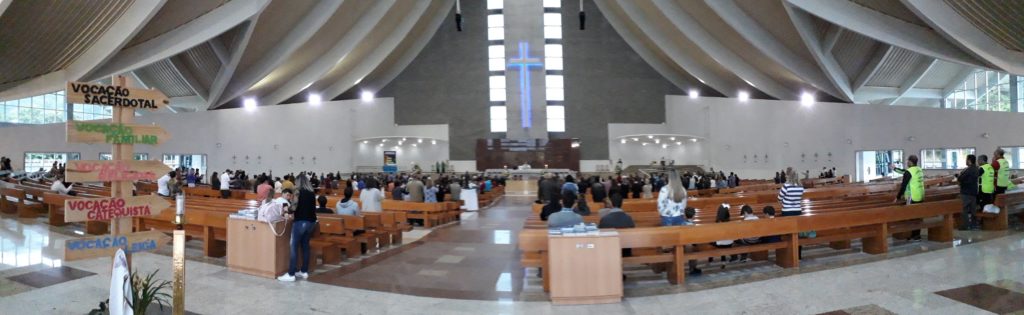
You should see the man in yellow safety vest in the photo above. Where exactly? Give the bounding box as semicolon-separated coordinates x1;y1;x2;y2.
993;149;1012;195
978;155;996;209
893;155;924;240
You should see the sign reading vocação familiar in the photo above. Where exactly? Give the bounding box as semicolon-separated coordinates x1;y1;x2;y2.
67;121;169;145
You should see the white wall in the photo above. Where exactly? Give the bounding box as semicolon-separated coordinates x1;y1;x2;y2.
0;98;450;175
608;95;1024;179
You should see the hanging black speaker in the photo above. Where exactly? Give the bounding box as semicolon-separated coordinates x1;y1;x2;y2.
455;13;463;31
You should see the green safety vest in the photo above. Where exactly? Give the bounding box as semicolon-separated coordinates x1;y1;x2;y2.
980;164;995;193
904;166;924;202
997;158;1011;187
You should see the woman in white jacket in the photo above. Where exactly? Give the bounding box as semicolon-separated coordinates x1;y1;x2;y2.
359;178;384;212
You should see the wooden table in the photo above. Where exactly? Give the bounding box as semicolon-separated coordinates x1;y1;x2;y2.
226;217;290;278
548;231;623;305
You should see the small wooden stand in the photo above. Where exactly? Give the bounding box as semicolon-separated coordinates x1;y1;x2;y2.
226;217;291;278
547;231;623;305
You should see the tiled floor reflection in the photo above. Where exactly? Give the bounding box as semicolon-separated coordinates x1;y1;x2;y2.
935;283;1024;314
8;265;95;288
311;196;535;301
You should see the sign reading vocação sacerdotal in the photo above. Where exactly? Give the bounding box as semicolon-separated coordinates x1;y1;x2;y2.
66;81;169;110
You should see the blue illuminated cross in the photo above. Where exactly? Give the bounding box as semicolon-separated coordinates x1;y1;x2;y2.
507;42;543;129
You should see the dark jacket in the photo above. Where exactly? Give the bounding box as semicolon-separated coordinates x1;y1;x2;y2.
958;165;979;196
539;179;560;202
540;200;561;221
591;182;606;202
293;189;318;222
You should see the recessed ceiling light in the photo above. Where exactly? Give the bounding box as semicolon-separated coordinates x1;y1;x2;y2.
243;98;257;111
621;139;627;144
669;137;675;141
362;140;368;144
689;89;699;99
801;92;815;107
418;139;422;143
691;138;698;142
676;141;682;145
647;135;654;139
361;90;374;102
655;139;660;144
308;93;322;105
738;91;749;102
662;144;668;149
431;140;437;145
642;143;648;146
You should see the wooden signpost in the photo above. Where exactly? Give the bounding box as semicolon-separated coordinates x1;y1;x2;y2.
65;159;171;182
64;195;171;222
64;230;171;261
67;121;170;145
65;75;183;314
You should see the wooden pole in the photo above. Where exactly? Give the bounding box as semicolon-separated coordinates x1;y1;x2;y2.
110;75;135;270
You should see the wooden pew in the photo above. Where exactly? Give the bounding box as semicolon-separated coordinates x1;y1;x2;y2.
0;187;46;218
518;199;959;288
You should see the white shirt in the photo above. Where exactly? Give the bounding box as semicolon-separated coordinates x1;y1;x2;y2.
51;181;72;195
274;181;283;193
157;174;171;196
359;188;383;212
219;173;230;190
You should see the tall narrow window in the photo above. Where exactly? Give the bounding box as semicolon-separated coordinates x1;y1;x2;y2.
543;4;565;132
488;3;507;132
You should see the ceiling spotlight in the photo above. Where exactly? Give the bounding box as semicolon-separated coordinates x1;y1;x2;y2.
738;90;749;102
398;141;403;146
690;138;698;142
632;138;639;141
243;98;257;111
362;140;368;144
431;140;437;145
402;137;407;141
676;141;682;145
655;139;660;144
641;143;648;146
361;90;375;102
412;143;417;147
378;143;383;147
418;139;423;143
662;144;668;149
647;135;654;139
688;89;699;99
308;93;322;106
801;92;815;107
382;139;387;143
621;139;627;144
669;137;676;141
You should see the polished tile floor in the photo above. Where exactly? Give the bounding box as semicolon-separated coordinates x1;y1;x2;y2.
2;198;1024;314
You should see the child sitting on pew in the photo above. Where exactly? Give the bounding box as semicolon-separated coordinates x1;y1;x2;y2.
760;206;782;243
683;207;696;226
315;195;333;214
712;204;739;265
737;205;760;262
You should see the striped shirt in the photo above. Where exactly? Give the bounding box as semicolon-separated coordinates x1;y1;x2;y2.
778;183;805;211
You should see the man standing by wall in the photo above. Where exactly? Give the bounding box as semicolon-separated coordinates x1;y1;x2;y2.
957;155;979;230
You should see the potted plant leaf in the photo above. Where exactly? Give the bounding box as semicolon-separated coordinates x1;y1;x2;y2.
124;269;172;315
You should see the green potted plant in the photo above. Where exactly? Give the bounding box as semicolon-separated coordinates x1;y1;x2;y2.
125;269;172;315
